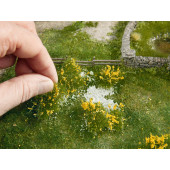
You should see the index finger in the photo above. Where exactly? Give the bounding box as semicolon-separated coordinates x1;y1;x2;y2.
0;22;58;83
11;21;37;35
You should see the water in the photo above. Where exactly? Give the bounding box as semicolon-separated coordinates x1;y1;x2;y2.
154;38;170;54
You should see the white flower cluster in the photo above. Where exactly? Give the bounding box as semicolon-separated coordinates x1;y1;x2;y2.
80;71;94;82
80;71;86;78
84;86;118;111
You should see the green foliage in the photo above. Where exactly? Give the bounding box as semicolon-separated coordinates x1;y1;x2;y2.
108;21;129;59
0;66;15;83
85;21;98;27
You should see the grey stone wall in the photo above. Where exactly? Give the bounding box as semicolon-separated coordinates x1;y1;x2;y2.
121;21;169;69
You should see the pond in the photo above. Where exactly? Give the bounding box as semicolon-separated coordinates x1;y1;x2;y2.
154;38;170;55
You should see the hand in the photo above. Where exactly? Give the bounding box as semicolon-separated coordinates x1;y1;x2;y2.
0;21;58;116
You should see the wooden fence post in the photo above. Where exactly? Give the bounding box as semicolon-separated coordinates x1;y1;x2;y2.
92;57;95;67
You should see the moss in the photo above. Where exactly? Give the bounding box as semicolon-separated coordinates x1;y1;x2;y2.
85;21;98;27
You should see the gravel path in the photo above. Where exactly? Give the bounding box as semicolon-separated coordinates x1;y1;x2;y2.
35;21;118;41
82;21;118;41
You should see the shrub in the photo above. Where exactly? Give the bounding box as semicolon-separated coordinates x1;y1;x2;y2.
145;133;169;149
81;98;124;136
96;65;124;87
131;32;141;41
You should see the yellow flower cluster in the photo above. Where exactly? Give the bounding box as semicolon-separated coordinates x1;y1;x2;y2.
59;58;83;96
99;65;124;84
71;58;81;71
106;112;119;130
61;68;64;75
41;84;59;116
81;98;120;131
119;102;125;111
119;103;125;108
145;133;168;149
81;98;95;111
28;84;59;116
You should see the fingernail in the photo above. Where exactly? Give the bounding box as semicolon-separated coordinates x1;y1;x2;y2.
54;73;58;83
53;68;58;83
38;78;54;95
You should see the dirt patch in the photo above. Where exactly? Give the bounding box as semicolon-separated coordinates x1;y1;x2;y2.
82;21;118;41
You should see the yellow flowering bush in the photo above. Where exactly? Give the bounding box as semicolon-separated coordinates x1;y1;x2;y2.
27;59;125;133
59;58;86;96
28;84;60;117
81;98;124;135
28;58;87;117
145;133;169;149
98;65;124;86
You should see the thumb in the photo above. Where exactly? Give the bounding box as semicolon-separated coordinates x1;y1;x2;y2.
0;74;54;116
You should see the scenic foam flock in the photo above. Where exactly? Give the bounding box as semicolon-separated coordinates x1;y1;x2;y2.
0;21;169;149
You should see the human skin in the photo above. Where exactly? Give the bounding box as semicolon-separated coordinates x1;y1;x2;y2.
0;21;58;116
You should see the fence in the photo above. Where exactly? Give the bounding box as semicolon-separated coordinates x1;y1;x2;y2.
52;57;121;66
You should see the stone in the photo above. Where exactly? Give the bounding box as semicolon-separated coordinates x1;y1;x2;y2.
148;61;154;65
